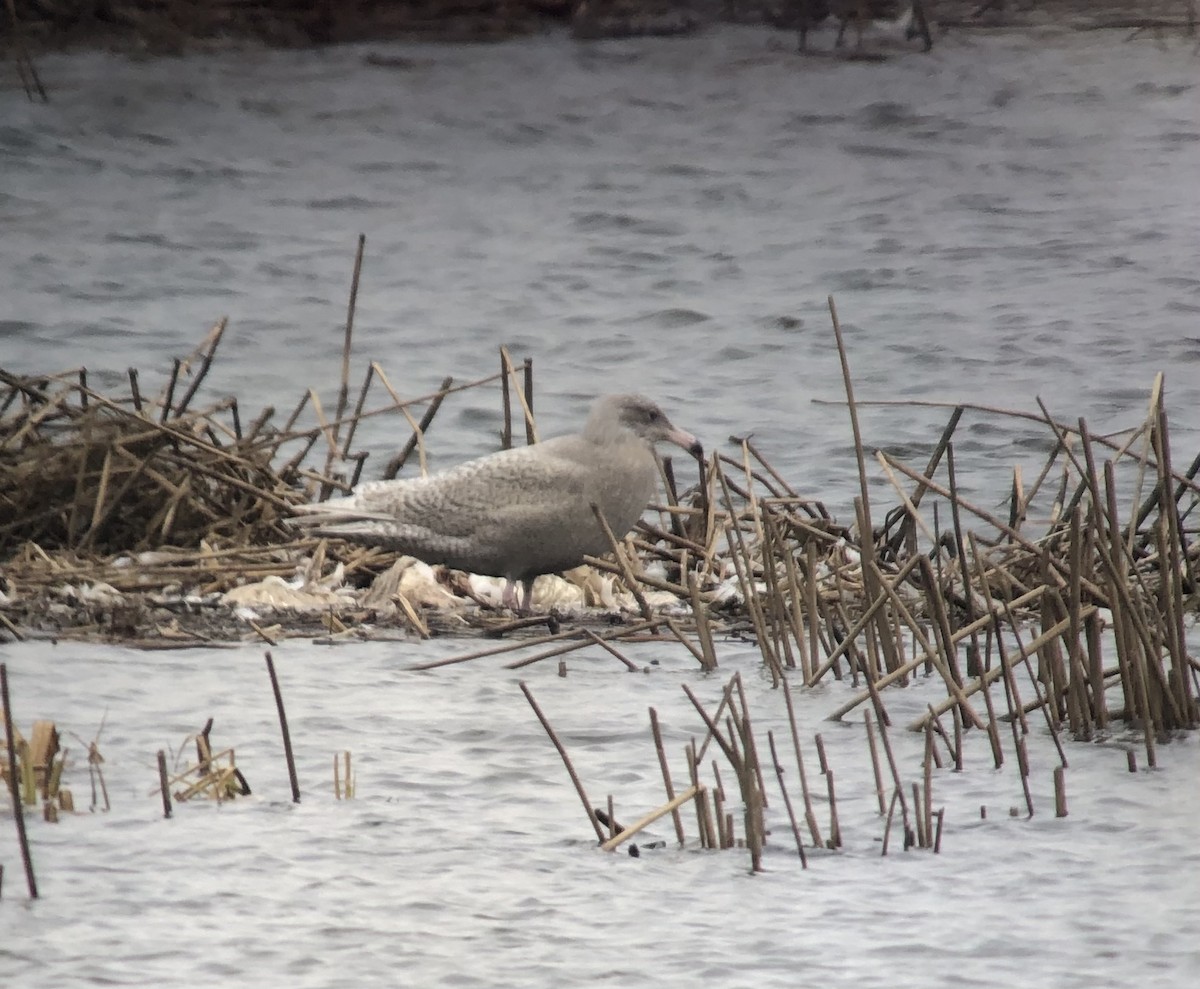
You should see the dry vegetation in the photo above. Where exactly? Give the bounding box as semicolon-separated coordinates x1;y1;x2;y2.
1;292;1197;877
1;288;1197;739
3;2;1198;891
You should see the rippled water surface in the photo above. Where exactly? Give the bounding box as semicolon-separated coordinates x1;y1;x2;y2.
3;639;1200;989
3;25;1200;512
3;23;1200;988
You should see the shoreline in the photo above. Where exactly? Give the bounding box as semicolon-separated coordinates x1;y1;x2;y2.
2;1;1195;60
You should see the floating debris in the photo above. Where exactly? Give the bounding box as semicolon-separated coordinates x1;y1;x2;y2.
334;751;356;801
159;718;251;807
0;716;73;822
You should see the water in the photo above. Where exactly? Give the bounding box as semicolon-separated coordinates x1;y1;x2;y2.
3;26;1199;514
2;23;1200;988
2;639;1199;987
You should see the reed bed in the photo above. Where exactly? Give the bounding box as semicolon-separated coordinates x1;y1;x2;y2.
523;670;973;866
2;302;1198;760
512;299;1198;859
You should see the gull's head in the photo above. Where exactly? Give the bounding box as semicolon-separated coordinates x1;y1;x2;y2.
588;394;703;459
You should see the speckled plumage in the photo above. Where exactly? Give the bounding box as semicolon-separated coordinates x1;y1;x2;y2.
292;394;702;609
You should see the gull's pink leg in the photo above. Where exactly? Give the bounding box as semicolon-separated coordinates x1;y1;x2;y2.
501;579;520;611
518;577;535;615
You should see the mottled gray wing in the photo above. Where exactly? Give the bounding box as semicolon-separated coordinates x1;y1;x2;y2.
373;438;591;539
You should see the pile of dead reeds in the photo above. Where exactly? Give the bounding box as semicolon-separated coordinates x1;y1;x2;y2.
0;287;558;640
0;320;302;558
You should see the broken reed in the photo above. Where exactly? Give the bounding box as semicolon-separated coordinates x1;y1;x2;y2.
0;717;71;814
334;751;355;799
1;663;38;898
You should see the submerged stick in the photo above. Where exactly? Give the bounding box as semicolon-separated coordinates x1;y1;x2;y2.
157;749;172;819
1;663;38;898
685;742;712;849
649;707;686;845
520;681;606;843
768;729;808;867
876;709;912;846
825;769;841;849
864;710;887;815
582;629;639;672
1053;765;1068;818
881;786;900;856
783;678;823;847
408;621;660;673
506;621;664;671
733;672;769;811
264;651;301;803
